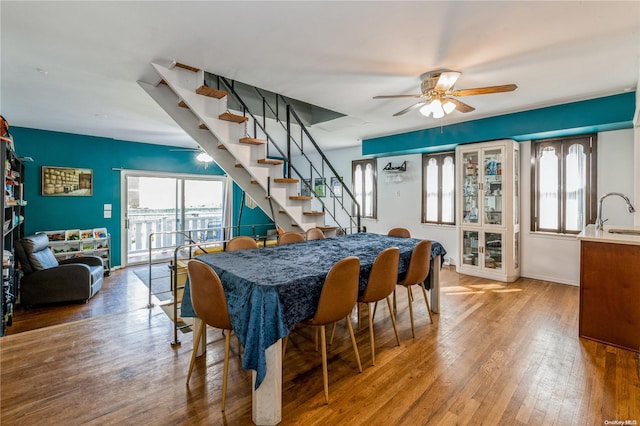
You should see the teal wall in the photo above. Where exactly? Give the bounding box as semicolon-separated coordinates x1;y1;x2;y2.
231;183;277;238
363;92;636;156
10;127;273;266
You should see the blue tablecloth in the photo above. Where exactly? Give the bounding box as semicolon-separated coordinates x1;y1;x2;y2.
181;232;446;388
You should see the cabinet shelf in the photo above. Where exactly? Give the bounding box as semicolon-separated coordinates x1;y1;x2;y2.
1;135;25;336
39;228;111;275
456;139;520;282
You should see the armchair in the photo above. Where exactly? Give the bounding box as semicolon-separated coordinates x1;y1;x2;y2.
15;233;104;306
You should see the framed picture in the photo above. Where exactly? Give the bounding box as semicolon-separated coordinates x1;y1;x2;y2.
314;177;326;198
41;166;93;196
301;178;312;197
330;177;343;198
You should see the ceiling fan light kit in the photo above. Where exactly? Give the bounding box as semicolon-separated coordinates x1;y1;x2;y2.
196;151;213;163
374;70;517;119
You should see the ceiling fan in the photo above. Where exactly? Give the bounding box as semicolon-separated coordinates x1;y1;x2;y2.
373;71;517;118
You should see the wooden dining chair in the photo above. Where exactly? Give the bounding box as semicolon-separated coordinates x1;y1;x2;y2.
388;227;411;238
185;260;234;411
305;227;326;241
225;235;258;251
285;256;362;404
358;247;401;365
277;231;305;245
397;239;433;338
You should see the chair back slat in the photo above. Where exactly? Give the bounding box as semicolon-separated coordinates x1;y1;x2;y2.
387;228;411;238
187;260;232;330
226;236;258;251
310;256;360;325
398;240;432;286
360;247;400;303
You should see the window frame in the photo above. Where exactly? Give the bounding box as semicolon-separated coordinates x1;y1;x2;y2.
421;151;456;225
530;134;597;234
351;158;377;219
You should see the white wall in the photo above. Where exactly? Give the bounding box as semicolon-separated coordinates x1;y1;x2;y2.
324;128;635;286
597;130;636;226
516;129;635;286
322;148;457;265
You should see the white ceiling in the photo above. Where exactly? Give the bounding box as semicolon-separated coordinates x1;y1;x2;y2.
2;1;639;152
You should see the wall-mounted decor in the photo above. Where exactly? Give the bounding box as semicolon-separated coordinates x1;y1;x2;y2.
383;161;407;183
41;166;93;196
382;161;407;173
330;177;343;198
301;178;312;197
314;178;326;198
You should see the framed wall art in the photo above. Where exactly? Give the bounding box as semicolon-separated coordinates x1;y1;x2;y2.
301;178;312;197
314;178;326;198
41;166;93;196
330;177;343;198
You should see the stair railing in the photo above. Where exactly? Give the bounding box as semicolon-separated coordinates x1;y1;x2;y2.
206;74;361;233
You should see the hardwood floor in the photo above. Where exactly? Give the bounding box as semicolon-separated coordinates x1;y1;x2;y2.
1;266;638;425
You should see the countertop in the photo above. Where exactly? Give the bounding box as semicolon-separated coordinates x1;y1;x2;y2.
577;224;640;246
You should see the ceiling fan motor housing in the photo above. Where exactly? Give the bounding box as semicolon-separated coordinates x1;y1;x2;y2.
421;74;440;95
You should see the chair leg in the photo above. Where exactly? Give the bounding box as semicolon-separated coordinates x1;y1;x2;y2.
329;322;337;346
368;303;375;366
385;296;401;346
419;282;434;324
345;316;363;373
393;288;397;313
283;334;289;358
357;302;361;329
372;301;378;321
236;333;242;357
407;286;415;338
186;320;205;384
221;329;231;411
320;325;329;404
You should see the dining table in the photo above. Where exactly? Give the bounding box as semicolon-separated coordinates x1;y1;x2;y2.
181;232;446;425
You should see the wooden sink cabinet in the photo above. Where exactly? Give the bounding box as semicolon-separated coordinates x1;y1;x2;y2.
578;225;640;353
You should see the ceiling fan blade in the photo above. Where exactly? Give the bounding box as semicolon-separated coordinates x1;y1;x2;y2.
434;71;461;92
393;101;427;116
373;94;423;99
445;98;475;113
451;84;517;97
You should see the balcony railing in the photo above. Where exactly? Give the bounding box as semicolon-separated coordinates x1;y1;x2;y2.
127;208;275;264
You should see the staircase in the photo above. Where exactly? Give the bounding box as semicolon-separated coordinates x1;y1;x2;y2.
139;60;360;234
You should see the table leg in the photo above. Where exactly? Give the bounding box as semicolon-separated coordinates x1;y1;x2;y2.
430;255;440;314
252;339;282;425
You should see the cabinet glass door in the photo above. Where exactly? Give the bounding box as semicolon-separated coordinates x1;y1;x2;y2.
484;231;503;270
483;148;503;226
462;151;480;224
462;230;480;267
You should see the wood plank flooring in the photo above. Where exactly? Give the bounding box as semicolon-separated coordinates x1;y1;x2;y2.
1;266;639;425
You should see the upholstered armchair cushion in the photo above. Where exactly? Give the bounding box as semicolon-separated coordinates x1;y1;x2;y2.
17;233;59;272
16;233;105;306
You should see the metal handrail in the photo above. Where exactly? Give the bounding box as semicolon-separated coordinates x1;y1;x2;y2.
144;223;275;308
166;235;280;345
209;74;361;233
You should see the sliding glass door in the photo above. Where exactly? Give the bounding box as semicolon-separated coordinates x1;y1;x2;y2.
123;172;227;265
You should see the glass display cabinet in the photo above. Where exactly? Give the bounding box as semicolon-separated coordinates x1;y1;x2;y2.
456;139;520;282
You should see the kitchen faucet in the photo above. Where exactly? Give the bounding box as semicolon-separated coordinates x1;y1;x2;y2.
595;192;636;231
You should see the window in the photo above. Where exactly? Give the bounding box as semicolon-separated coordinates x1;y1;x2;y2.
422;152;455;224
531;134;597;234
352;159;377;219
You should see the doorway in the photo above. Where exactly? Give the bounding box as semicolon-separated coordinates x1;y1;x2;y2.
122;171;227;265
